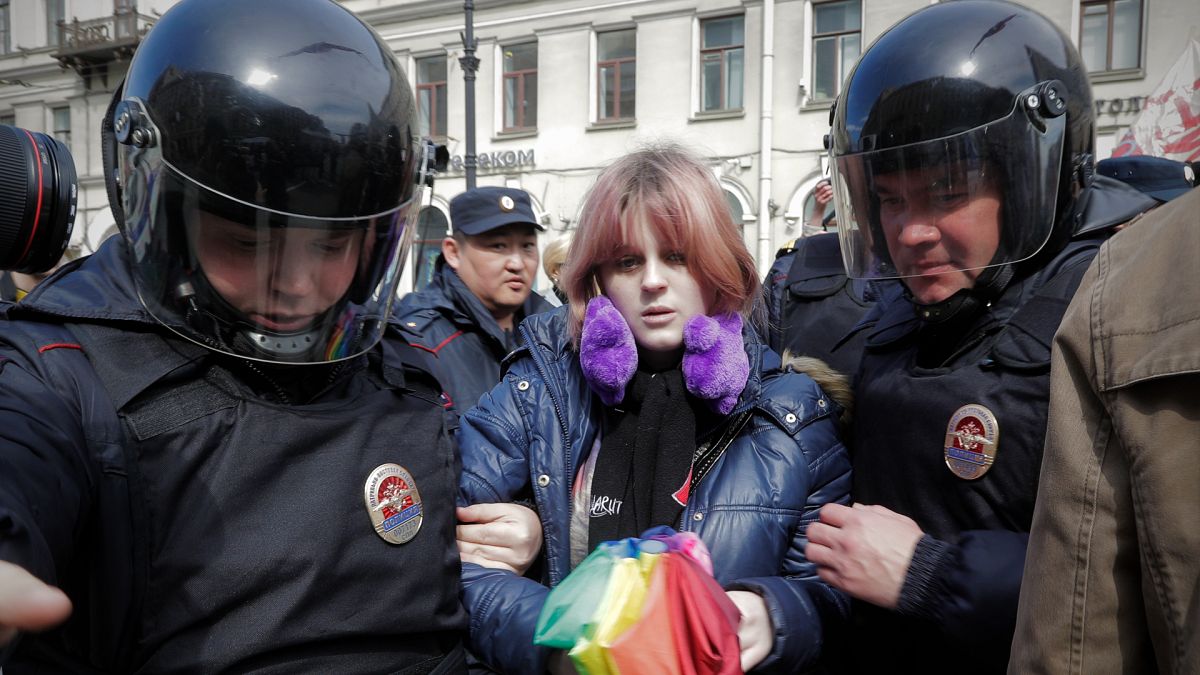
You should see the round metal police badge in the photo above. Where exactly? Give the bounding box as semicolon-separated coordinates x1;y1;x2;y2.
943;404;1000;480
499;195;515;211
364;463;423;544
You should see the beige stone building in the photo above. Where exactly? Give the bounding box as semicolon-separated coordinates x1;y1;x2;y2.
1;0;1196;293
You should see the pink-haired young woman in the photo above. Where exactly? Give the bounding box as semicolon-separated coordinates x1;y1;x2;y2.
455;144;850;673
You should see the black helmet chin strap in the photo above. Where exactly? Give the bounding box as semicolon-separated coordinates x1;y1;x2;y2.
238;325;330;362
913;262;1014;327
175;271;345;363
909;263;1014;367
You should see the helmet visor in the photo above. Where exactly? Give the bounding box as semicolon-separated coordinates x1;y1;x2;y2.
832;100;1065;280
122;156;415;364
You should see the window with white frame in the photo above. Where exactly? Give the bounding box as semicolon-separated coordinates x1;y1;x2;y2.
47;0;65;47
721;179;756;233
0;0;10;55
415;55;447;139
52;107;70;147
700;16;744;112
597;29;636;122
1080;0;1142;73
812;0;861;102
502;42;537;131
724;189;745;228
0;112;14;127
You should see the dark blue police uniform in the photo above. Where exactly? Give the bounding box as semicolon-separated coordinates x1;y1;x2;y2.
0;240;467;673
763;232;884;377
844;178;1157;675
395;261;553;413
395;186;553;413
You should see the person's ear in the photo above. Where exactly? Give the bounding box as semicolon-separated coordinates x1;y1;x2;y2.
442;236;461;270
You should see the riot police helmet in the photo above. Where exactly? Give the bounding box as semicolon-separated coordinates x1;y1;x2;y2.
108;0;430;363
828;0;1094;290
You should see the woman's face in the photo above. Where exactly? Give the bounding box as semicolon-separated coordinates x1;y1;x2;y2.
875;163;1002;305
598;217;712;370
191;211;364;333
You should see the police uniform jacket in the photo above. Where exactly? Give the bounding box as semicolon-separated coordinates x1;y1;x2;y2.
394;261;553;413
456;306;851;674
763;232;880;377
845;178;1159;675
0;238;467;673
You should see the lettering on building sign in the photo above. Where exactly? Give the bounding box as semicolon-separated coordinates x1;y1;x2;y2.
1094;97;1144;116
448;149;536;172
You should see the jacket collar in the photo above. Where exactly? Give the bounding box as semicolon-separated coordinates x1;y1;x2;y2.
862;276;1024;354
8;239;208;409
515;305;769;433
13;237;154;325
430;261;551;346
12;238;398;409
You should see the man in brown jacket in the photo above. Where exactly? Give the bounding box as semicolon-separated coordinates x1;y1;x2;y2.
1010;185;1200;674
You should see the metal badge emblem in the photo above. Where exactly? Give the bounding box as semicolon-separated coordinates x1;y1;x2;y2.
499;195;515;211
364;463;423;544
943;404;1000;480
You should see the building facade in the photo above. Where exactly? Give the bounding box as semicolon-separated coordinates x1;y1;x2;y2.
1;0;1196;294
0;0;169;257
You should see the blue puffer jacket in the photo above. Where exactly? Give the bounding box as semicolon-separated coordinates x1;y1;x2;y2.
456;306;851;674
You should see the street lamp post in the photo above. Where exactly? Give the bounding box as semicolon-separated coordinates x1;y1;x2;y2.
459;0;479;189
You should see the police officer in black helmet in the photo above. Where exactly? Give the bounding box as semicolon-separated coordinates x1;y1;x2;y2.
803;2;1158;673
0;0;467;671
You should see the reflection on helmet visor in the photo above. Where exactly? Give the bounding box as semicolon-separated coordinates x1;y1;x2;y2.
872;163;1001;279
123;160;415;363
187;210;366;337
832;101;1065;280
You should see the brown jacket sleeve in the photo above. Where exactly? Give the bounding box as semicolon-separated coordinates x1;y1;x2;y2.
1009;189;1200;675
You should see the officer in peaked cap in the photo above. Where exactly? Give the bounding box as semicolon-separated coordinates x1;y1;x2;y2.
450;185;541;235
395;186;553;413
1096;155;1197;203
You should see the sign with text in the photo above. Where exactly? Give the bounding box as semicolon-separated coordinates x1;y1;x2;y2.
447;149;536;173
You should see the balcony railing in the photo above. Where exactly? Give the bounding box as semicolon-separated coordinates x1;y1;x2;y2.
52;10;155;66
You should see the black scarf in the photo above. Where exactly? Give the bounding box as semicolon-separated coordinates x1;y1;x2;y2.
587;368;697;551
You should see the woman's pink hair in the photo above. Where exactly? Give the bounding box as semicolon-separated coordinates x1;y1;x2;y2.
560;143;761;346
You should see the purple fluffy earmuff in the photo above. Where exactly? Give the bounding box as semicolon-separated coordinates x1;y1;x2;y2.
579;296;749;414
579;296;638;406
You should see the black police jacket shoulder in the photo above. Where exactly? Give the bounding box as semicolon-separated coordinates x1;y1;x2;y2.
763;232;878;377
394;259;553;412
0;238;466;673
841;179;1148;675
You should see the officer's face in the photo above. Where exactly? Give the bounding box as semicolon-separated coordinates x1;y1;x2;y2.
598;216;712;372
443;224;539;323
875;164;1002;305
192;211;364;333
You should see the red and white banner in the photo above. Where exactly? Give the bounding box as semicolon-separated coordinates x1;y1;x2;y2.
1111;37;1200;161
